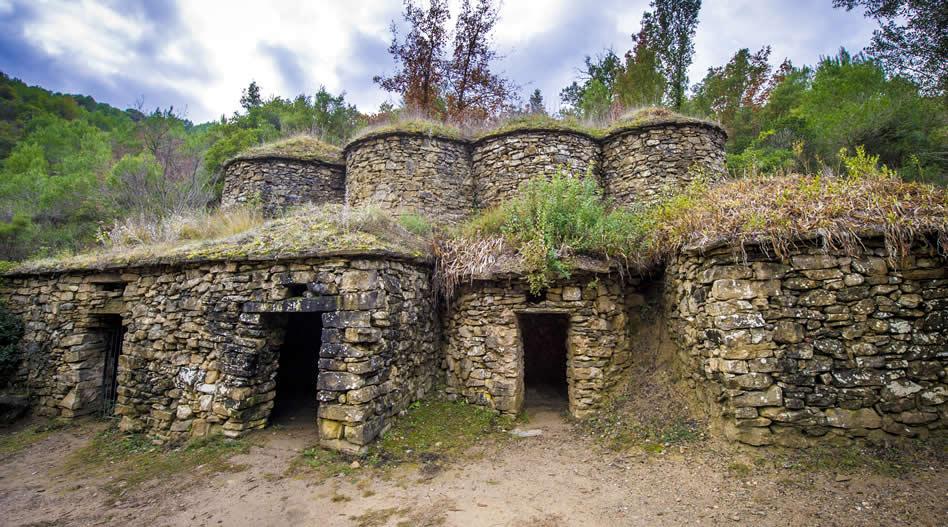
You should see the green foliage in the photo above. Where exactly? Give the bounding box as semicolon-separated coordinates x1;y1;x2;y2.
371;398;510;465
691;49;946;184
0;301;24;387
463;170;647;293
398;213;433;236
833;0;947;95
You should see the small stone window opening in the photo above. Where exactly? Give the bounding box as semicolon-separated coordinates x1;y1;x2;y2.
518;313;569;408
270;313;323;427
96;282;125;293
525;289;546;304
284;283;308;298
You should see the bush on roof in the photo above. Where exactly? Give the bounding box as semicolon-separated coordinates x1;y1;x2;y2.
444;169;646;294
442;146;947;297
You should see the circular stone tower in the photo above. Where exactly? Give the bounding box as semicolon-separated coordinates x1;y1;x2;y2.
221;136;345;217
344;130;473;223
472;126;599;209
601;117;726;207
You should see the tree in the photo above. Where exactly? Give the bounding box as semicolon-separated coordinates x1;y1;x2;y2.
444;0;513;121
240;81;263;111
689;47;776;150
559;50;622;118
641;0;702;109
613;28;667;109
833;0;947;95
528;89;546;115
374;0;450;117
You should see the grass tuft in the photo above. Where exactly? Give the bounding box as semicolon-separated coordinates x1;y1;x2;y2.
62;426;249;497
0;419;70;458
229;134;343;165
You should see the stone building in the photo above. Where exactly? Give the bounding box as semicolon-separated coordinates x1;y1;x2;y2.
2;115;945;451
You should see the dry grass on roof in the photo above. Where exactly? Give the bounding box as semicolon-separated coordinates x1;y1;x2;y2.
438;150;946;297
11;204;433;275
346;117;465;146
471;113;601;141
230;135;343;165
645;160;948;263
601;107;723;137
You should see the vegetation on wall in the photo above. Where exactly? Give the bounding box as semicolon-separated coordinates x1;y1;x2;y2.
442;149;947;297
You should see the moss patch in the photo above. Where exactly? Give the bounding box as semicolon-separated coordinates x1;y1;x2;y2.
0;419;70;458
229;135;343;166
62;427;249;498
371;398;511;465
11;204;433;274
293;397;511;481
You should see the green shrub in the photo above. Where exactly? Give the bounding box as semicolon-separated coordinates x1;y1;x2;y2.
398;213;433;236
0;301;24;386
461;170;647;293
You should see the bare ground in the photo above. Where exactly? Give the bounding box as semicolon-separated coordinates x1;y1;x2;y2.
0;407;945;527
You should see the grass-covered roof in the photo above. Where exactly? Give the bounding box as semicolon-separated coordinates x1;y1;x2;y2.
227;135;343;167
601;107;725;138
440;148;947;294
8;205;432;275
345;118;465;149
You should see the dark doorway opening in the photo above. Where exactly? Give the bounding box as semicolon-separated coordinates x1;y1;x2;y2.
518;313;569;409
97;314;124;416
270;313;322;427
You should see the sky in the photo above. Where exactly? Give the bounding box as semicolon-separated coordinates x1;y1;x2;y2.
0;0;879;123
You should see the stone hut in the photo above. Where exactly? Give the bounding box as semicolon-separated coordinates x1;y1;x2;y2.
665;234;947;446
220;136;345;217
0;218;438;453
3;114;945;452
444;265;643;418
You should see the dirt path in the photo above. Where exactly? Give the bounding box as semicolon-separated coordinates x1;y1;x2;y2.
0;411;944;527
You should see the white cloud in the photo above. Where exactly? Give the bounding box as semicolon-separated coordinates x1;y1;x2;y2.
7;0;878;121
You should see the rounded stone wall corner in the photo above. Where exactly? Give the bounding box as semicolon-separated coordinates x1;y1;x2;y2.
601;123;727;208
220;158;345;217
471;129;600;209
344;133;474;224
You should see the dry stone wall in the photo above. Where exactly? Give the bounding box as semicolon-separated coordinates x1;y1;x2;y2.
220;122;727;224
1;255;438;452
602;124;726;207
345;134;473;223
666;238;947;446
472;131;600;209
444;275;633;417
221;158;345;217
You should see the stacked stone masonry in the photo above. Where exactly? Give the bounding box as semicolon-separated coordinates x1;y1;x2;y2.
223;122;727;220
472;131;600;209
666;239;947;446
221;158;345;217
344;134;474;223
602;124;727;207
444;275;635;417
1;256;438;453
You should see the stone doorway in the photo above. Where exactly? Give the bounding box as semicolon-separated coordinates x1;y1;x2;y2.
96;314;124;416
270;313;323;428
518;313;570;411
